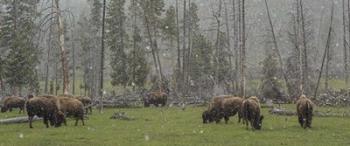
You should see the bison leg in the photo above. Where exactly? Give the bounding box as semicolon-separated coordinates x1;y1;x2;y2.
29;116;34;128
298;115;304;128
81;117;85;126
224;116;229;124
43;117;49;128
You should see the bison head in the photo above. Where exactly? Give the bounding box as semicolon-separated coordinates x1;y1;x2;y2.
202;110;214;124
0;106;7;113
254;115;264;130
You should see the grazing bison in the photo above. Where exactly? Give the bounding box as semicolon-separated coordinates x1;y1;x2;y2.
1;96;25;113
56;96;85;126
26;96;63;128
221;97;244;124
241;96;264;130
296;95;314;129
143;91;167;107
206;95;242;124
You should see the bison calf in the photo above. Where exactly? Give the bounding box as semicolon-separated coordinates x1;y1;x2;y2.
296;95;314;129
1;96;25;113
241;96;264;130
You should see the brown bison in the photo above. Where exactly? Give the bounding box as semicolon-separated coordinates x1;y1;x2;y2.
1;96;25;113
296;95;314;129
74;96;92;114
26;96;64;128
60;95;93;114
241;96;264;130
143;91;167;107
56;96;85;126
221;97;244;124
206;95;243;124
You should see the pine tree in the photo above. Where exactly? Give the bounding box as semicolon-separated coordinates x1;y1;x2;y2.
107;0;129;87
0;0;40;95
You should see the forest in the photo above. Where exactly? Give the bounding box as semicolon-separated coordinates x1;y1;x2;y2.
0;0;350;145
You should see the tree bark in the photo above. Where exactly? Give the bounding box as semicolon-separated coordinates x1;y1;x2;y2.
300;0;308;94
240;0;246;97
345;0;350;88
176;0;181;73
99;0;106;113
54;0;69;95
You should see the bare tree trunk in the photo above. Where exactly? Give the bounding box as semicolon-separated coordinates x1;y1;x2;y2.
72;25;76;95
240;0;246;97
300;0;308;94
264;0;291;96
54;0;69;95
214;0;222;85
224;0;234;93
232;0;239;92
187;0;192;93
345;0;350;88
99;0;106;113
182;0;187;94
314;2;334;98
176;0;181;74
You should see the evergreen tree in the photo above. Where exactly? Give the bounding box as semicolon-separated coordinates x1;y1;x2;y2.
0;0;40;95
128;26;149;89
260;54;284;100
161;6;177;44
107;0;129;87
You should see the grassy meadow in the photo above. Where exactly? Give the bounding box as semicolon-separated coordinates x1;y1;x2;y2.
0;105;349;146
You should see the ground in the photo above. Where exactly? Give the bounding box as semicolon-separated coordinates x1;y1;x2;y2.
0;105;349;146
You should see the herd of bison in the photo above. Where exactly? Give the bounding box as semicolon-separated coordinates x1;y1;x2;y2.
0;91;314;131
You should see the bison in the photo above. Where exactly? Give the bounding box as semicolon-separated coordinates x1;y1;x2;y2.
60;95;93;114
26;96;64;128
296;95;314;129
56;96;85;126
1;96;25;113
221;97;244;124
74;96;92;114
143;91;167;107
241;96;264;130
206;95;242;124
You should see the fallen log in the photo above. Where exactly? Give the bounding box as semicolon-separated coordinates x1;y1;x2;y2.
0;116;42;125
269;108;350;118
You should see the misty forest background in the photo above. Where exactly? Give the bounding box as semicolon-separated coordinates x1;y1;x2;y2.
0;0;348;102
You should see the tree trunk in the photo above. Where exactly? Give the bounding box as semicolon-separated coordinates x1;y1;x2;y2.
314;2;334;98
176;0;181;74
182;0;187;94
232;0;239;92
54;0;69;95
224;0;234;93
345;0;350;88
99;0;106;113
264;0;291;96
240;0;246;97
300;0;308;94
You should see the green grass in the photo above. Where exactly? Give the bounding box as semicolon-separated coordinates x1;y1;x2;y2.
0;106;350;146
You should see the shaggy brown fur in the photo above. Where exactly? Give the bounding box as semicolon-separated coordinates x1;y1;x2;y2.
56;96;85;126
221;97;244;124
241;97;264;130
74;96;92;114
1;96;25;113
26;96;63;128
296;95;314;129
206;95;236;123
60;95;93;114
144;91;167;107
